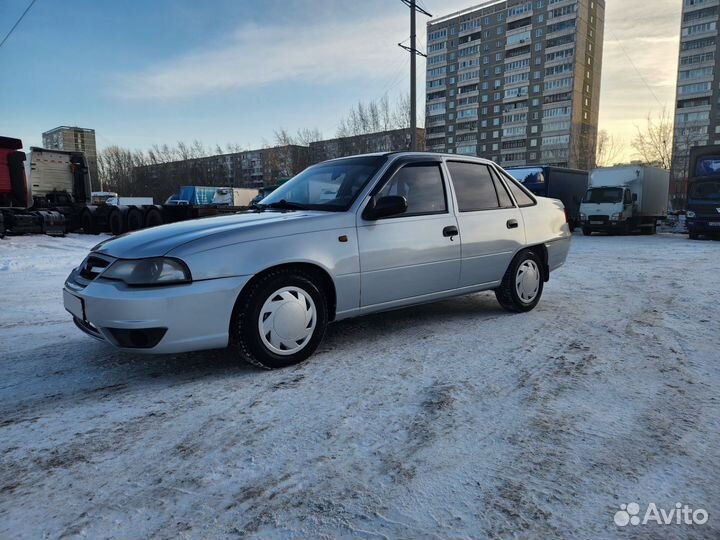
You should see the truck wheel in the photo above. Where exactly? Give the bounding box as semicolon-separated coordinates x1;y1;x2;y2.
127;208;143;231
582;227;592;236
144;207;163;228
495;250;544;313
108;208;126;236
689;231;700;240
230;268;328;369
81;209;98;235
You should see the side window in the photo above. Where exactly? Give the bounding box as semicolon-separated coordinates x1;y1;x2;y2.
377;163;447;215
499;169;536;207
447;161;500;211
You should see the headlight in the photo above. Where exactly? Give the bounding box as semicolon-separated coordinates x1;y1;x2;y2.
102;258;191;286
579;213;586;220
611;213;624;221
687;210;696;218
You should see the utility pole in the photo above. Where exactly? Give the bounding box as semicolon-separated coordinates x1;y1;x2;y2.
399;0;431;151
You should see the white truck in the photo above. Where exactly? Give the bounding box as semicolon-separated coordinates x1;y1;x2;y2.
211;187;258;207
580;165;669;236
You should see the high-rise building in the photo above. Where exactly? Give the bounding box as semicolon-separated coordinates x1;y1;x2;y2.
670;0;719;209
42;126;99;190
425;0;605;170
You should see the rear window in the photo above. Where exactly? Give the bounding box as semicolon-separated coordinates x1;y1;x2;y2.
498;169;536;207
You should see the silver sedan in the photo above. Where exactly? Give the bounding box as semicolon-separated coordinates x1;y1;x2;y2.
64;152;571;368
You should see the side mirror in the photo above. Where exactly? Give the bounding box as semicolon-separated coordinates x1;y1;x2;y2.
632;193;638;202
364;195;408;220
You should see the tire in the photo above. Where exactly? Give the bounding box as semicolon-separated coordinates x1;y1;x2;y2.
144;207;163;229
230;268;328;369
689;231;700;240
81;209;98;235
582;227;592;236
108;208;126;236
127;207;143;231
495;250;544;313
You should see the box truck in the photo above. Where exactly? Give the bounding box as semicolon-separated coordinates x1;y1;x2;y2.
580;165;669;235
506;166;589;231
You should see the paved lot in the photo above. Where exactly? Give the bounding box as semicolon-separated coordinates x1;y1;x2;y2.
1;232;718;538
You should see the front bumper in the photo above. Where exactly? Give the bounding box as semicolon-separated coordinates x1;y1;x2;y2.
64;273;251;354
581;219;627;230
687;218;720;234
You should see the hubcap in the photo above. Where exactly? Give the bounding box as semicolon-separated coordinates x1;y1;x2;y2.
515;259;540;304
258;286;316;355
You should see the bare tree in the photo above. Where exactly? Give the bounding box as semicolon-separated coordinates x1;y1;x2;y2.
595;130;624;167
295;127;323;146
631;108;673;169
335;94;416;138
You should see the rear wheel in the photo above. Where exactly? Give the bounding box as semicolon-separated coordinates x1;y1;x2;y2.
145;207;163;228
108;208;125;236
495;250;544;313
689;231;700;240
230;269;328;369
127;207;143;231
81;209;98;235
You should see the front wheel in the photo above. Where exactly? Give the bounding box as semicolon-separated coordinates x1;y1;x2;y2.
495;250;544;313
230;269;328;369
582;227;592;236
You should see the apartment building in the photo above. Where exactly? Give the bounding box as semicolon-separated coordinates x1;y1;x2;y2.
671;0;720;208
425;0;604;170
42;126;99;189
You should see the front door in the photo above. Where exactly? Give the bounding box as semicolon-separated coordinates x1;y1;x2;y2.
357;160;461;307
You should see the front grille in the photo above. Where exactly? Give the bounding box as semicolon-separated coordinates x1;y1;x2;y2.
67;253;115;290
589;215;609;222
79;254;113;281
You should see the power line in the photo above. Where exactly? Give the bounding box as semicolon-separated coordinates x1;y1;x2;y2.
0;0;38;51
607;29;664;109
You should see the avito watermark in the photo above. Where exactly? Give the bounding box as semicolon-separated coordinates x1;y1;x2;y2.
614;502;709;527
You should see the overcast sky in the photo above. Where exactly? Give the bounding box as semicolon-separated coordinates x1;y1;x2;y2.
0;0;681;162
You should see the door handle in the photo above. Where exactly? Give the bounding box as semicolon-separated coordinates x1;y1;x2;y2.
443;225;458;238
507;219;519;229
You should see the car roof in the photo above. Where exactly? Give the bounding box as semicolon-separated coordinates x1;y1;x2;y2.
321;151;496;166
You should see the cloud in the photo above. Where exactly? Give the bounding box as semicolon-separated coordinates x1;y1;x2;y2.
112;16;410;100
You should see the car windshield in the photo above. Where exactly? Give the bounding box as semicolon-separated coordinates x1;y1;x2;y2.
508;167;545;185
694;156;720;177
688;180;720;200
260;156;387;211
583;187;623;204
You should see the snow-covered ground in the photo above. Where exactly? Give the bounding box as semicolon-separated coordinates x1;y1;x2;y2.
0;233;718;539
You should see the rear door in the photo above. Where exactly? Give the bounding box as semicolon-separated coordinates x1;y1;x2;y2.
357;158;461;306
445;161;526;286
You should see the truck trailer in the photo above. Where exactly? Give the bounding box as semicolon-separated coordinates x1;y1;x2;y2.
1;137;259;237
580;165;669;235
506;166;589;231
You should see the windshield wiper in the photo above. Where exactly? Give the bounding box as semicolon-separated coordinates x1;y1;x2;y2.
265;199;307;211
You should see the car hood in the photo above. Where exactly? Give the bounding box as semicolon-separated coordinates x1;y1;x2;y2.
95;210;351;259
